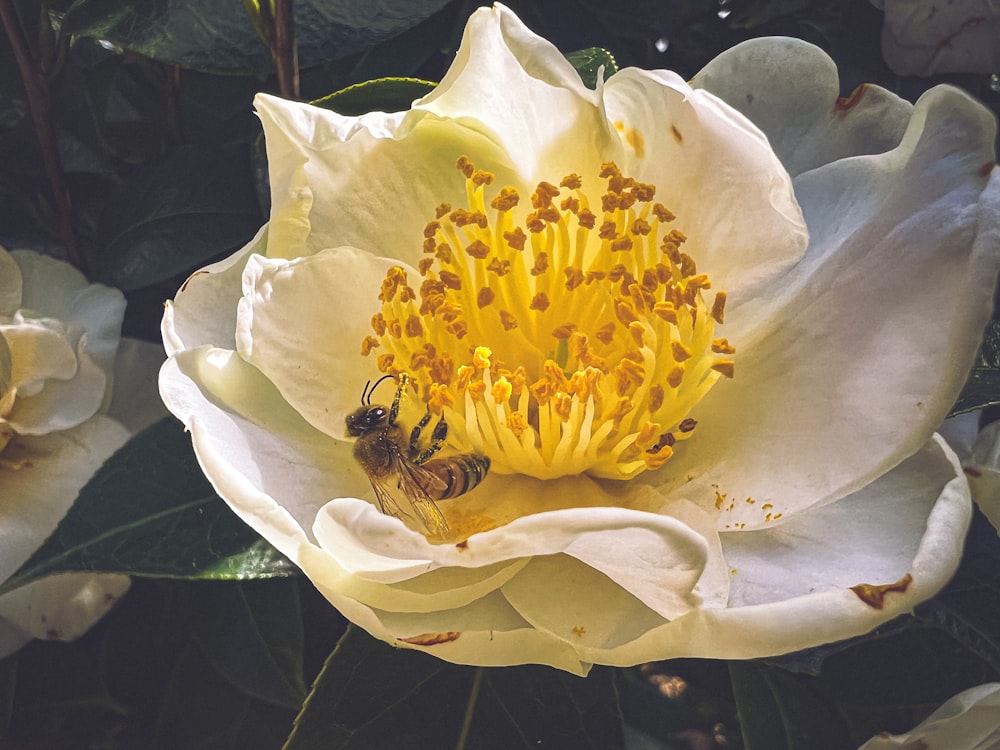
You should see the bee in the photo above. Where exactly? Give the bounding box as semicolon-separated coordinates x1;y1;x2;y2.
346;373;490;537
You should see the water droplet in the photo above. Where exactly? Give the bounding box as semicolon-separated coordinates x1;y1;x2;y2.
655;37;670;53
97;38;123;53
990;73;1000;93
717;8;731;19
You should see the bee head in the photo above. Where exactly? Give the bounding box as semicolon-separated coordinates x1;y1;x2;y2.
345;405;388;436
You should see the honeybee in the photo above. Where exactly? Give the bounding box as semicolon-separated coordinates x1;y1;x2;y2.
346;373;490;537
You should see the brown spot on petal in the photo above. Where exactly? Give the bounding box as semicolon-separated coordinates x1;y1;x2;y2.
980;162;998;178
965;466;983;478
455;540;469;551
179;269;209;293
572;626;587;638
834;84;867;115
850;573;913;609
671;124;683;144
401;631;462;646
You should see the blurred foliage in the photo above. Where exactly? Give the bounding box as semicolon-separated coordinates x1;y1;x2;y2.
2;0;1000;748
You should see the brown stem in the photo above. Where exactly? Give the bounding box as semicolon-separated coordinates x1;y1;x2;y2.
272;0;299;99
0;0;83;270
164;63;183;145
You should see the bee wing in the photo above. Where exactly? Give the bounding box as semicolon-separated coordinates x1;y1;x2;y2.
389;449;451;537
368;476;406;520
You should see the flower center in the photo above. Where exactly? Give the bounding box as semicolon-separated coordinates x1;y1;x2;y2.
361;157;734;480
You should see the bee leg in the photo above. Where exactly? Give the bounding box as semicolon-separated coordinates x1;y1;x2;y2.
414;416;448;464
409;411;432;455
388;373;410;426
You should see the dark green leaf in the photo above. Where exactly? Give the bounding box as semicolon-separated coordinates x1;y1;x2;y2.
153;641;297;750
95;578;320;748
342;2;461;86
729;661;852;750
61;0;453;75
94;142;263;290
179;580;307;710
311;78;436;116
0;418;296;596
11;639;125;720
284;626;624;750
565;47;619;88
951;321;1000;416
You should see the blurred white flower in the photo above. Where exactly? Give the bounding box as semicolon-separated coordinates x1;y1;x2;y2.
858;682;1000;749
941;412;1000;535
873;0;1000;76
0;247;164;656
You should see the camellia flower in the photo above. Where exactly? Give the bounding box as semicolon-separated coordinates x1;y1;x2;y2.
939;413;1000;535
872;0;1000;76
159;4;1000;673
857;682;1000;749
0;246;163;656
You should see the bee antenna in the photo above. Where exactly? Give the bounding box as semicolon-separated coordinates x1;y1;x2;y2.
362;374;394;405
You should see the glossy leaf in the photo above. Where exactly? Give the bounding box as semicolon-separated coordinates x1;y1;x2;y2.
729;661;852;750
311;78;436;116
61;0;453;75
0;418;296;596
179;579;307;710
284;626;625;750
153;641;297;750
94;143;263;291
565;47;619;88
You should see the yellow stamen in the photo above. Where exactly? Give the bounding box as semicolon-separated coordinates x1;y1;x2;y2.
361;157;734;480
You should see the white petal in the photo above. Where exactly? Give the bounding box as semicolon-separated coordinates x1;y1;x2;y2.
162;233;263;356
159;347;367;552
0;415;131;655
879;0;1000;76
722;434;966;609
594;434;970;665
692;38;914;177
3;325;106;435
235;247;392;439
107;338;168;435
415;4;612;182
11;249;124;376
0;415;130;582
298;558;592;673
656;90;1000;529
858;682;1000;750
0;573;130;658
965;420;1000;536
254;93;514;271
313;487;708;620
602;67;808;302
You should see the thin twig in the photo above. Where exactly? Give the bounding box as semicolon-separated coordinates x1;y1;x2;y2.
164;63;183;146
273;0;299;99
455;667;484;750
0;0;82;270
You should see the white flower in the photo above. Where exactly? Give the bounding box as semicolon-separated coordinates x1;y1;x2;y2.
159;5;1000;673
940;412;1000;535
0;247;164;656
873;0;1000;76
858;682;1000;749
